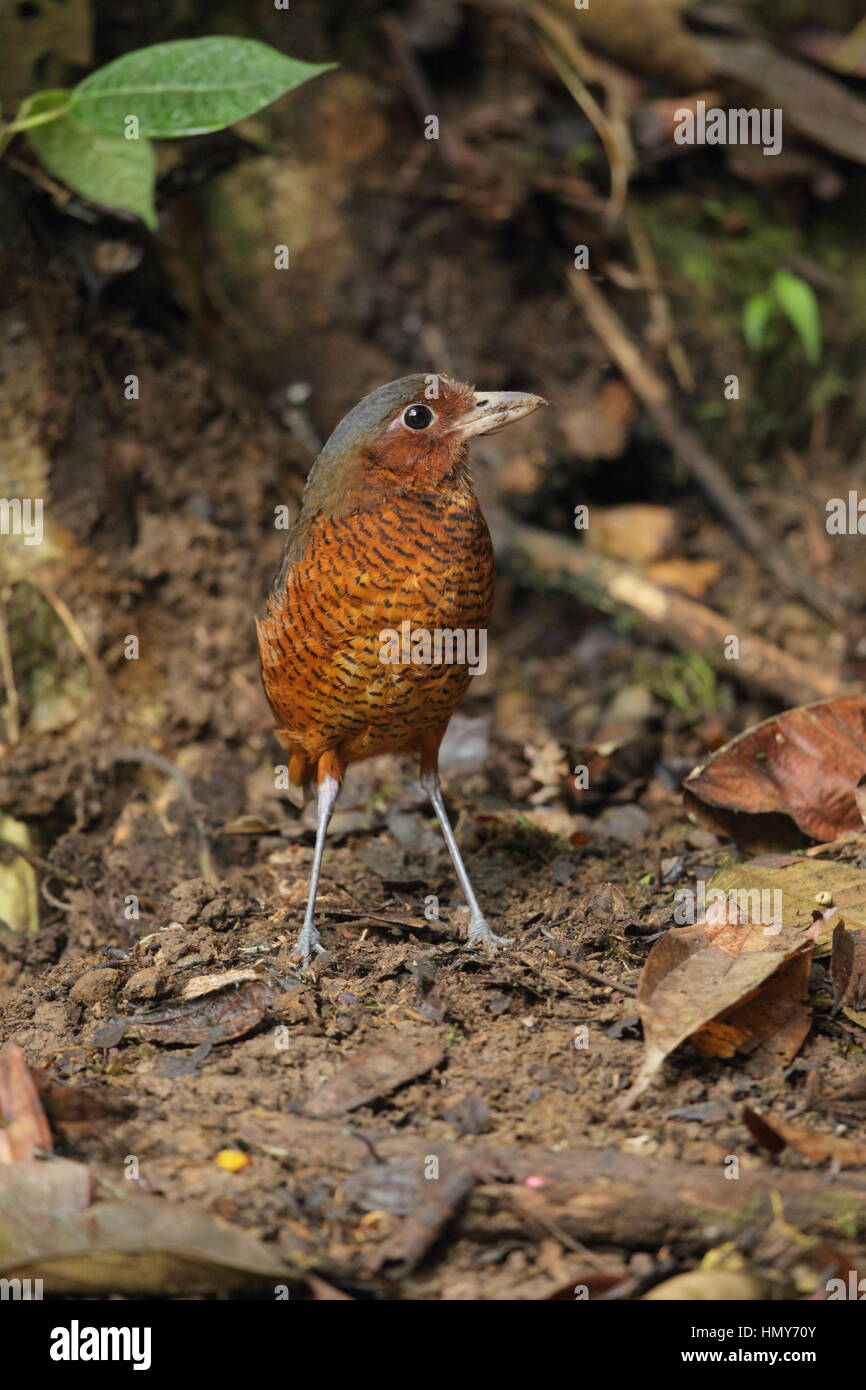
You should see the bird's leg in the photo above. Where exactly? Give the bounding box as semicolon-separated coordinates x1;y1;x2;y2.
420;770;512;952
293;759;342;965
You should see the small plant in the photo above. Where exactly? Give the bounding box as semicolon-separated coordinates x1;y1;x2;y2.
649;651;719;723
742;268;822;365
0;36;335;228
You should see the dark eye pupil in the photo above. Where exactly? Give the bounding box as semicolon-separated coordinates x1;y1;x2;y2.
404;405;433;429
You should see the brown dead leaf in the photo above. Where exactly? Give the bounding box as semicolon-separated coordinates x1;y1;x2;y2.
743;1106;866;1167
708;857;866;953
700;36;866;167
0;1042;52;1162
305;1037;445;1119
91;979;275;1048
693;954;812;1068
683;696;866;847
0;1157;293;1295
644;557;721;599
179;968;259;1000
545;0;714;89
585;504;676;563
806;1069;866;1122
644;1269;773;1300
617;903;816;1109
832;920;866;1009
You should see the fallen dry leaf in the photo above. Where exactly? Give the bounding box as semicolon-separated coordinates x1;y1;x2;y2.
709;857;866;953
179;968;259;1000
743;1106;866;1167
305;1037;445;1118
0;1157;293;1296
693;953;812;1076
585;503;676;563
546;0;714;88
91;979;275;1048
700;36;866;167
0;1042;52;1163
683;696;866;847
832;920;866;1009
643;1269;772;1300
644;557;721;599
617;889;817;1108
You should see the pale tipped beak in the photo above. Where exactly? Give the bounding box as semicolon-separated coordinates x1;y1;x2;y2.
455;389;547;439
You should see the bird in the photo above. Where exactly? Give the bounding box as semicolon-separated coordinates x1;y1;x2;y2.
257;373;546;965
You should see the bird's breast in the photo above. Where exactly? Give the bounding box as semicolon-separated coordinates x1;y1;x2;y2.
258;489;494;760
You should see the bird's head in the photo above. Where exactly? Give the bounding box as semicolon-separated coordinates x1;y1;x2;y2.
301;373;546;516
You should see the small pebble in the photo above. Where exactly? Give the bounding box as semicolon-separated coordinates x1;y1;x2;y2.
123;967;163;1000
69;968;121;1004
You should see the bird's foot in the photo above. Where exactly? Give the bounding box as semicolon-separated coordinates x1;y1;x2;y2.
466;915;513;952
292;921;326;968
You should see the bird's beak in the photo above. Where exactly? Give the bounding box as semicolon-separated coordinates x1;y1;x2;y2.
455;390;547;439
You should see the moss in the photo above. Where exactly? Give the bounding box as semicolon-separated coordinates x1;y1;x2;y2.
821;1195;865;1240
639;180;866;458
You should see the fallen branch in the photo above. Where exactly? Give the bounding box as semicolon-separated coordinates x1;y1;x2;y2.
239;1114;866;1257
464;1144;866;1252
498;516;849;707
565;268;842;627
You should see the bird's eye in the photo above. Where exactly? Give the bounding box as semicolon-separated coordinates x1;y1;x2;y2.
402;404;435;430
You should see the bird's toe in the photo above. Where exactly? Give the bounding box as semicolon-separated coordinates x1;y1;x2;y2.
466;918;513;952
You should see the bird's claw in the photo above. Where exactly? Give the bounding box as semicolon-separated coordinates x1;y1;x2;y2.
466;917;513;952
293;922;326;968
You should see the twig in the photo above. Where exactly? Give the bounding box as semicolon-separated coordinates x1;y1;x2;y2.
498;516;850;707
624;207;694;394
567;962;637;997
40;878;77;913
3;152;76;209
496;1185;610;1262
26;581;106;687
565;267;843;627
0;591;20;745
0;836;80;886
531;3;631;227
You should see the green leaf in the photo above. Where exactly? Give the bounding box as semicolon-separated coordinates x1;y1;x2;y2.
68;37;335;138
7;88;70;128
742;290;774;353
1;89;68;154
28;111;156;228
771;268;822;365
